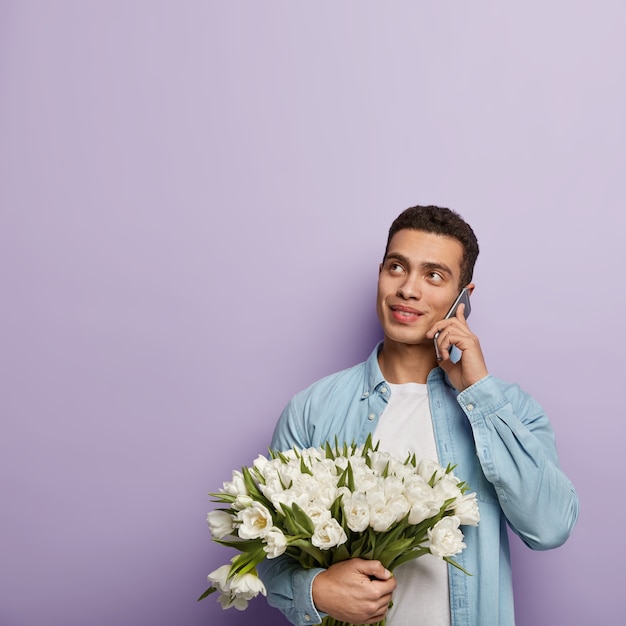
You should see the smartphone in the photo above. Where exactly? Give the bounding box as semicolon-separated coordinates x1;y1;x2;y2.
434;288;471;363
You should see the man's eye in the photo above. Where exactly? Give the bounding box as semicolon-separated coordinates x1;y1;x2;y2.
390;263;404;273
429;272;443;282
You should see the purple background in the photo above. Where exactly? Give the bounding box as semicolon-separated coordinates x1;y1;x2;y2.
1;3;623;625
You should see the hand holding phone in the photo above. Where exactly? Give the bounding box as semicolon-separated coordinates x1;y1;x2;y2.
434;288;471;363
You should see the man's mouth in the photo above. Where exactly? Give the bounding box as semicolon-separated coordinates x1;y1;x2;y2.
390;305;423;322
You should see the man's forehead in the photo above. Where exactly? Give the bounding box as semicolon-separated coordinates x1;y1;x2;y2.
386;229;464;262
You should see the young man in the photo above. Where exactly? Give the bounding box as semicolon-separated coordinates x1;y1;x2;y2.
259;205;578;626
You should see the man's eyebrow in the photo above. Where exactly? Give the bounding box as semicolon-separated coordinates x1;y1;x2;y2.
384;252;410;265
422;261;454;276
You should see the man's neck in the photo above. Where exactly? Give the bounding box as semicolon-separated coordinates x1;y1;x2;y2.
377;340;438;384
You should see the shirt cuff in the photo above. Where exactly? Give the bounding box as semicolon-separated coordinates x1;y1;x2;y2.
455;375;509;423
292;567;326;624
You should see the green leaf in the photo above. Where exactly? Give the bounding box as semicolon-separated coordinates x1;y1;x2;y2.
214;538;264;553
362;432;374;456
291;502;316;535
197;586;216;601
365;452;373;470
207;505;236;515
208;492;237;504
428;471;439;488
333;435;340;456
336;462;355;491
239;466;275;511
330;495;344;521
330;543;351;564
278;472;292;491
241;466;261;497
359;527;378;559
276;449;290;464
348;531;369;558
300;456;313;476
371;518;411;559
279;504;303;536
279;502;315;536
381;460;390;478
287;539;327;568
388;545;430;570
325;441;335;460
251;465;266;485
228;546;266;578
346;461;355;491
444;556;473;576
337;467;348;489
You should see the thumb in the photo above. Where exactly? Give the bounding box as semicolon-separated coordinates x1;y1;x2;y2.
358;559;392;580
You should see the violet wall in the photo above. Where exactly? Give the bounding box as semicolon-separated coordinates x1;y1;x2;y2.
1;2;624;625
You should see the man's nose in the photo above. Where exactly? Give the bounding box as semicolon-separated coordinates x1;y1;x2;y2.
397;275;421;299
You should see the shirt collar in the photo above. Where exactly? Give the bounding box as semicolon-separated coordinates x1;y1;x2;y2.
362;340;455;397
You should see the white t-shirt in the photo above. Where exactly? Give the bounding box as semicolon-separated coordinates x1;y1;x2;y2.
372;382;451;626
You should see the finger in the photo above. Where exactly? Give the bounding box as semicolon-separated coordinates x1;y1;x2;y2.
362;600;394;624
435;330;453;359
358;559;393;581
429;312;464;340
428;316;453;339
456;302;466;319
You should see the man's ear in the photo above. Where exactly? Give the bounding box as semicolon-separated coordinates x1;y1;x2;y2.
465;282;476;295
379;263;383;275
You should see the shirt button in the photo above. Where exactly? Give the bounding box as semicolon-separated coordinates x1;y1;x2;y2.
381;386;388;394
368;413;376;421
304;615;311;622
363;391;370;397
467;403;474;411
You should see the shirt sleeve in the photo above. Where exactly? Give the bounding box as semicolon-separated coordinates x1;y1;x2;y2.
257;557;325;625
269;397;310;453
457;375;579;549
257;399;327;625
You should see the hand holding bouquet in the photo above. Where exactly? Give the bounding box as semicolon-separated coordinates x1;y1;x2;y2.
200;435;479;625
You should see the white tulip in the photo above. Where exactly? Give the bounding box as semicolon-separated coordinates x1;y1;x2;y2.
222;470;247;497
454;493;480;526
311;517;348;549
387;494;410;523
417;459;445;484
236;502;273;539
263;526;288;558
206;510;234;539
207;564;231;590
343;491;370;533
228;572;267;600
367;491;396;532
428;516;466;559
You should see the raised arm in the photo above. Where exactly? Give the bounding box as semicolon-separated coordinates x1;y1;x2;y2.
430;305;579;548
458;375;579;549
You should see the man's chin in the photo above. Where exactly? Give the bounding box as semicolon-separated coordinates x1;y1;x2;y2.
383;333;431;348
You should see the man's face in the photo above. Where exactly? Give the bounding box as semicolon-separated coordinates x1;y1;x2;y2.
376;229;468;348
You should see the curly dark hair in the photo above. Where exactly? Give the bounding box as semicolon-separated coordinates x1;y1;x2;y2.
383;205;480;287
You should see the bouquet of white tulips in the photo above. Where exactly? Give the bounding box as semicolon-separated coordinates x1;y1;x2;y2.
200;435;479;625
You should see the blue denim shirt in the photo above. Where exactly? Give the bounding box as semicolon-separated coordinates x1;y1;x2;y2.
259;342;579;626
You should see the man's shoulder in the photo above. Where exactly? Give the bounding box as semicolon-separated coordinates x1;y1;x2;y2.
292;359;368;401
